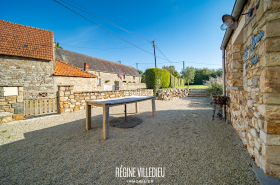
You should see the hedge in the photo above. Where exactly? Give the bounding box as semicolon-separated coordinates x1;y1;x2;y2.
145;68;162;91
145;68;183;92
161;69;170;88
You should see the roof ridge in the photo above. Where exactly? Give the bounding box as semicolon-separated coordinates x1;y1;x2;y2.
56;48;134;68
0;19;53;33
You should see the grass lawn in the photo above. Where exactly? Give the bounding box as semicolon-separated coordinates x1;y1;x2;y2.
175;85;209;89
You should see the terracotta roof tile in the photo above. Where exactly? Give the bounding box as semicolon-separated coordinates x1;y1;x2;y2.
0;20;53;61
54;59;97;78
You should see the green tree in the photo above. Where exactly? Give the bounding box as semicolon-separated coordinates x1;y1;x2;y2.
162;65;180;77
182;67;195;89
137;70;143;75
56;42;63;49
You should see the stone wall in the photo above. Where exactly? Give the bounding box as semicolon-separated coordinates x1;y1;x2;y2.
58;85;153;113
226;0;280;178
54;76;97;92
89;70;141;91
0;86;24;123
0;55;55;99
118;82;146;90
156;88;189;100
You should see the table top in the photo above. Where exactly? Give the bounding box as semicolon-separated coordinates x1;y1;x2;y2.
86;95;155;106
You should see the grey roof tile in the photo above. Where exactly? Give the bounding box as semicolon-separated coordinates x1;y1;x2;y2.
55;48;140;77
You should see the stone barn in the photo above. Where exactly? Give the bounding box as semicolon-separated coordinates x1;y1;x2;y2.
221;0;280;178
55;48;145;91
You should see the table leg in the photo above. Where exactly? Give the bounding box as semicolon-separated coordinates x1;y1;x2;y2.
152;98;155;116
124;104;127;121
135;102;139;114
86;103;91;130
103;106;109;140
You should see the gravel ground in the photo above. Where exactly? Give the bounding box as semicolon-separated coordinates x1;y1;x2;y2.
0;97;258;184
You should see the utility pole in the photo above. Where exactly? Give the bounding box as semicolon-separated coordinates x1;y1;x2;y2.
136;63;138;70
183;61;185;71
152;40;157;68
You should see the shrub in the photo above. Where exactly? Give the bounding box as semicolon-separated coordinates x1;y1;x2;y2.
128;81;132;83
161;69;170;88
105;80;110;83
145;68;163;93
203;75;223;97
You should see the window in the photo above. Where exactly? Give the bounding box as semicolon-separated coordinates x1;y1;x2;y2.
133;76;135;80
123;75;126;79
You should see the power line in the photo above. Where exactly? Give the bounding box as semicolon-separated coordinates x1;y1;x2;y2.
54;0;171;62
60;0;152;43
155;44;174;65
60;42;150;50
54;0;156;56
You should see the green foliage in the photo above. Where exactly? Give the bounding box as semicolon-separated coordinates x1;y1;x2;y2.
192;68;222;85
137;70;143;75
2;130;7;133
162;65;180;77
161;69;170;88
128;81;132;83
182;67;195;84
145;68;163;93
56;42;63;49
105;80;110;83
204;75;223;97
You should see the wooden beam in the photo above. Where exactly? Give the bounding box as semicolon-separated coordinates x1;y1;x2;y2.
152;98;155;116
103;106;109;140
86;103;91;131
135;102;139;113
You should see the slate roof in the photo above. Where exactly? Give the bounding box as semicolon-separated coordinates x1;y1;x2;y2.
0;20;53;61
55;48;141;77
54;59;97;78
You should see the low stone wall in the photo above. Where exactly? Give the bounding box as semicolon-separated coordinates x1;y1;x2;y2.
0;86;24;123
156;88;188;100
119;82;146;90
58;85;153;113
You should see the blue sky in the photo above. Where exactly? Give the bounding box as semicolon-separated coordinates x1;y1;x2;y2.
1;0;235;72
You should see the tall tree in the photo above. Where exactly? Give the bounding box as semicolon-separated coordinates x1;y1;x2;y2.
162;65;180;77
182;67;196;89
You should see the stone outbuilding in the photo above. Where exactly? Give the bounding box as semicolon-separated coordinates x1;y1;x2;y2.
55;48;144;91
54;59;97;91
221;0;280;178
0;19;56;99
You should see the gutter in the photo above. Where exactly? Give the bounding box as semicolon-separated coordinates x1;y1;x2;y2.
220;0;246;50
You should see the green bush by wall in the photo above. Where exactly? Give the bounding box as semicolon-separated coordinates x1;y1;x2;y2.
161;69;170;88
145;68;162;92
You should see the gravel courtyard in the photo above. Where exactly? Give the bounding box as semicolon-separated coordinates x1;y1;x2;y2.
0;97;258;184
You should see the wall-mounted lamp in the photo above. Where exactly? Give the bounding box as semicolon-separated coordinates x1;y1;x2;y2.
220;8;254;31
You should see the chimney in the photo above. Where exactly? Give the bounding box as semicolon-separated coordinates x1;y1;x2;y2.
84;63;89;72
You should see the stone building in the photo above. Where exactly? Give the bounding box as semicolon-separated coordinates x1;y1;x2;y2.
54;59;97;91
55;48;144;91
221;0;280;178
0;20;55;99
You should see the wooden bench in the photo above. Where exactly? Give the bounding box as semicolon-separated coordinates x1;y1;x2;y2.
86;96;155;140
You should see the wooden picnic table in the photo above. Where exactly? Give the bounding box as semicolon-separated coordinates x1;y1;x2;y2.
86;95;155;140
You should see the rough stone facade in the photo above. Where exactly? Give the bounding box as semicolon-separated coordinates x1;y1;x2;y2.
226;0;280;178
0;55;55;99
0;86;24;123
54;76;97;92
156;88;189;100
58;85;153;113
89;70;143;91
